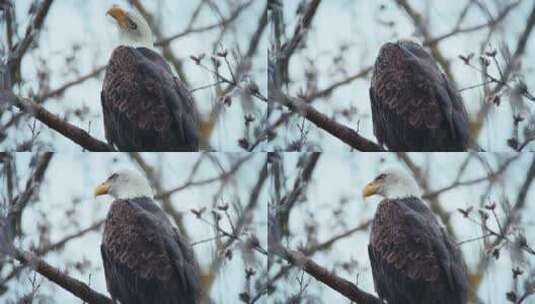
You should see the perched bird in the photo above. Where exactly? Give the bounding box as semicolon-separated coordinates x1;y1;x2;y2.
369;39;470;151
95;169;201;303
103;5;199;151
362;168;468;304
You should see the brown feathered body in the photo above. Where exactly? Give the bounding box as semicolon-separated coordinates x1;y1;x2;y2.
368;197;468;304
369;41;469;151
101;197;201;304
101;46;199;151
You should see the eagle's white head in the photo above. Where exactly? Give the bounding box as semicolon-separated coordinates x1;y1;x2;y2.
94;169;153;200
362;168;421;200
107;5;154;49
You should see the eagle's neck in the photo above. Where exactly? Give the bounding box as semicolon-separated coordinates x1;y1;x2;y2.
119;31;153;49
382;182;421;200
111;184;153;200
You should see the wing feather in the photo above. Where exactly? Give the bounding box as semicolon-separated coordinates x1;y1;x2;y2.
370;42;469;151
369;198;468;304
101;46;199;151
102;199;201;303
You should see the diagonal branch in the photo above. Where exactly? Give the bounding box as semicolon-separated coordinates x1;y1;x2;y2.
0;220;104;287
471;2;535;139
1;92;112;151
7;0;53;86
269;0;383;151
155;1;255;47
302;220;371;256
7;152;53;240
269;89;384;151
424;1;521;46
11;247;112;304
279;0;322;68
35;66;105;103
304;66;373;102
277;247;382;304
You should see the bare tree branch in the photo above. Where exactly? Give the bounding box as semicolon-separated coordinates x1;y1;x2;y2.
35;66;105;103
7;152;53;239
155;1;255;47
1;93;112;151
268;0;384;151
6;0;54;86
11;247;112;304
268;90;384;151
277;247;382;304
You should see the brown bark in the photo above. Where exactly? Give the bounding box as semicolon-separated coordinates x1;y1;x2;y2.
13;248;113;304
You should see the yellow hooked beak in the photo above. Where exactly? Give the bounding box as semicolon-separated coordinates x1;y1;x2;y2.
362;181;381;199
107;5;130;29
94;180;112;197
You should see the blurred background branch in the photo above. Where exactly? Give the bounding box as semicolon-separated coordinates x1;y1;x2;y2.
267;0;535;151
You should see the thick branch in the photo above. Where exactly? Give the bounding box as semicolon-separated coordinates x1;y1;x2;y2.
7;152;53;240
1;92;112;151
277;153;321;237
269;0;383;151
7;0;53;85
12;247;112;304
270;91;384;151
280;0;321;64
246;2;268;58
279;248;382;304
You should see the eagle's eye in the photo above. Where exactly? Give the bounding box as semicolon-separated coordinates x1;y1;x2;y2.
374;174;386;181
126;17;137;30
108;173;118;181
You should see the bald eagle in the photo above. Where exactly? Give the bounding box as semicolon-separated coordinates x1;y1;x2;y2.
94;170;201;303
369;40;470;151
103;6;199;151
362;169;468;304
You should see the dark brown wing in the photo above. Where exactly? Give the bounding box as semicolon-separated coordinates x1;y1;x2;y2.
370;41;469;151
442;73;470;144
101;46;199;151
369;87;385;147
368;197;468;304
101;198;201;304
